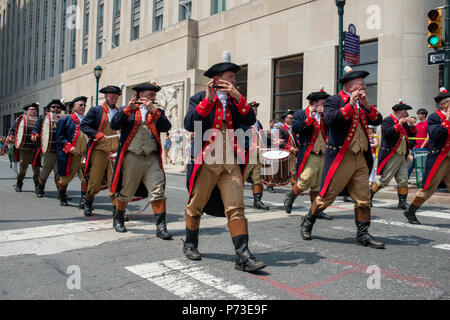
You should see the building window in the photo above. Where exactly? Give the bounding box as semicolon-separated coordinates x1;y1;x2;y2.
96;0;104;59
153;0;163;32
211;0;226;15
50;0;57;77
131;0;140;41
343;41;378;106
82;0;90;64
273;55;304;120
179;0;191;21
112;0;121;48
27;2;33;86
42;0;49;81
70;0;77;69
34;0;41;84
235;65;248;99
60;0;67;73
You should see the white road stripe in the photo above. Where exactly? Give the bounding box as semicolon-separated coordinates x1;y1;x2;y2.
126;261;227;300
125;259;267;300
372;219;450;234
416;211;450;220
0;220;112;243
432;244;450;251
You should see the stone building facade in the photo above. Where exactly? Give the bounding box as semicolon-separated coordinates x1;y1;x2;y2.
0;0;444;137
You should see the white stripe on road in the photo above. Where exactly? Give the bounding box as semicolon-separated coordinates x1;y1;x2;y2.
0;220;112;243
125;259;268;300
372;219;450;234
416;211;450;220
0;199;448;257
432;244;450;251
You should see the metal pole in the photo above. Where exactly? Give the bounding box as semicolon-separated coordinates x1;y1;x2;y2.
96;79;99;106
337;3;345;92
445;0;450;89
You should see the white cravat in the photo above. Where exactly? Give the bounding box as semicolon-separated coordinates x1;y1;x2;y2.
139;106;148;123
217;91;228;120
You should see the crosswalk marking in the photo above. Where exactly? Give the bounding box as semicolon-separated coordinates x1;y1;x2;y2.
416;211;450;220
372;218;450;234
432;244;450;251
125;259;268;300
0;197;448;258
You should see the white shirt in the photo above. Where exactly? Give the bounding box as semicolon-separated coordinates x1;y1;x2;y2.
107;106;118;122
75;113;84;123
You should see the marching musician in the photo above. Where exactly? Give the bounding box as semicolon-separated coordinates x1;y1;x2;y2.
300;66;385;249
283;86;333;220
403;87;450;225
370;99;417;210
7;103;41;193
183;61;266;272
278;110;298;186
241;101;270;211
80;86;121;217
55;97;88;208
109;83;172;238
32;99;64;198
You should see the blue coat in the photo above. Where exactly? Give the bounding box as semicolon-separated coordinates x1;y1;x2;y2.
292;107;328;177
56;113;84;177
422;110;450;190
319;91;383;197
377;114;417;175
80;103;118;175
110;106;172;198
184;91;256;217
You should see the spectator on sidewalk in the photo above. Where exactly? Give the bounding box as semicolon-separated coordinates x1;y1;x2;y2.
181;132;194;173
408;109;429;179
163;132;173;165
171;129;184;165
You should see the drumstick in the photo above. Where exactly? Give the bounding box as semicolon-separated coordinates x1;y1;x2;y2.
93;134;120;142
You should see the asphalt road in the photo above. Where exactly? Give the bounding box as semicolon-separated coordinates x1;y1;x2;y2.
0;156;449;302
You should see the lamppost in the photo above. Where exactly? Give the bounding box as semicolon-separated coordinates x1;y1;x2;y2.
94;65;103;106
335;0;346;92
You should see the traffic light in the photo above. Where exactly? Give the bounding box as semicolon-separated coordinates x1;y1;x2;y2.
427;9;443;48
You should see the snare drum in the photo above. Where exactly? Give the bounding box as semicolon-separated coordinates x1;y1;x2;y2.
260;149;291;187
40;113;64;154
14;116;38;150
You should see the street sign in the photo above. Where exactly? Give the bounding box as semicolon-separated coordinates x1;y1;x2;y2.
344;31;360;65
428;51;445;65
348;24;357;34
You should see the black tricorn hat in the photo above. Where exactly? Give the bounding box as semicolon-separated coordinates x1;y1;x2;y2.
281;110;295;120
204;62;242;78
249;101;260;108
132;82;161;93
23;102;39;111
45;99;64;111
99;85;122;95
306;85;331;102
70;96;88;107
434;87;450;104
392;99;413;111
339;66;370;85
